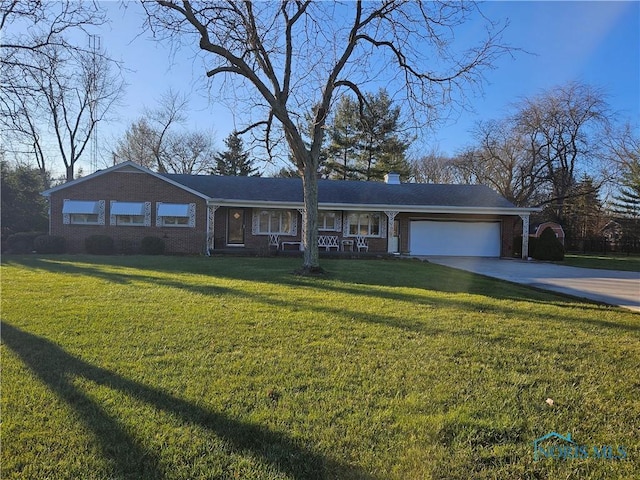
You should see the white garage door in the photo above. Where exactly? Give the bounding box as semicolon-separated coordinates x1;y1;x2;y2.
409;221;501;257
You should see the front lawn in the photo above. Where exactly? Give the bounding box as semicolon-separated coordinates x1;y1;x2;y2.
563;253;640;272
2;255;638;479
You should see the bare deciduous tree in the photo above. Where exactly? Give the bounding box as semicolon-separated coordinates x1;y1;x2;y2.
32;44;123;181
1;1;123;180
605;122;640;182
165;131;216;175
142;0;509;273
1;0;107;76
514;82;610;220
456;120;546;206
114;90;216;174
411;150;464;185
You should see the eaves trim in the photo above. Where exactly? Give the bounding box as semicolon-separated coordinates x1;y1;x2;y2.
208;199;541;215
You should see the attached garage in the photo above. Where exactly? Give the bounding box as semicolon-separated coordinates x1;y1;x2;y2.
409;220;502;257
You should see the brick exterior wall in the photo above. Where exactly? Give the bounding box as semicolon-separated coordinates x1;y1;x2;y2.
212;207;389;253
49;169;208;254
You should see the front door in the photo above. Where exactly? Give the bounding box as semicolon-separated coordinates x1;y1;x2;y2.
227;208;245;245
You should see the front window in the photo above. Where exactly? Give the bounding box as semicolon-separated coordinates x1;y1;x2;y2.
69;213;99;224
161;216;189;226
347;212;380;237
156;203;194;227
258;210;292;234
115;214;145;225
319;211;340;231
110;201;149;227
63;200;104;225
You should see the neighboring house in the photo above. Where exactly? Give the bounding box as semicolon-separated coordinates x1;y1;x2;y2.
42;161;538;257
601;219;640;253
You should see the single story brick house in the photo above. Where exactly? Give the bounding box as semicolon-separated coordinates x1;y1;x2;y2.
42;161;538;257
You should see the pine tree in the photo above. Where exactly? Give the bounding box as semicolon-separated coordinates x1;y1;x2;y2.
321;89;411;181
356;89;411;181
563;175;603;249
322;96;360;180
212;132;260;176
610;157;640;252
1;161;49;236
612;158;640;219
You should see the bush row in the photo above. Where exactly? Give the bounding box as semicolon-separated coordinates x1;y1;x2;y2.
4;231;47;253
3;233;166;255
85;235;166;255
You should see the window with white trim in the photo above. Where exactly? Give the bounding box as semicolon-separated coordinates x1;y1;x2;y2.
347;212;381;237
156;203;195;227
63;200;105;225
110;201;150;226
253;209;296;235
318;211;340;231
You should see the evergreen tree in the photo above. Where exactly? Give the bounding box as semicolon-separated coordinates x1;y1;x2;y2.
321;89;411;181
212;132;260;176
563;175;603;249
356;89;411;181
610;155;640;252
322;96;360;180
532;227;565;261
274;167;299;178
612;157;640;219
1;162;49;237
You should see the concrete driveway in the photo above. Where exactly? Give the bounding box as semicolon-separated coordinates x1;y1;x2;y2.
424;257;640;313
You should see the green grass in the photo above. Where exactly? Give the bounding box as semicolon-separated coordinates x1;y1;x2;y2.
2;255;639;480
563;254;640;272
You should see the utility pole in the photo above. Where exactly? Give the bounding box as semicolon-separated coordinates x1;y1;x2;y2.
88;34;101;173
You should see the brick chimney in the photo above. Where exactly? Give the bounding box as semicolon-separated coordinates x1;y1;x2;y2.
384;172;401;184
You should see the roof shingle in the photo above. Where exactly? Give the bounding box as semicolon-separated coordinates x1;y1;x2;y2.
163;174;516;209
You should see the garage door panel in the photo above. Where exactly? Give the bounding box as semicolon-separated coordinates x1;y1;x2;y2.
410;221;501;257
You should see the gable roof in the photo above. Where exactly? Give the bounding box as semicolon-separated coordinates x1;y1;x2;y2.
42;161;537;215
41;161;210;200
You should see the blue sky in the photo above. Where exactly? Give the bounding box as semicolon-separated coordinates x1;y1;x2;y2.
89;1;639;174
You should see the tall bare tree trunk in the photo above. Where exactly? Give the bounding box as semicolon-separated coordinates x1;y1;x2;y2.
301;162;320;273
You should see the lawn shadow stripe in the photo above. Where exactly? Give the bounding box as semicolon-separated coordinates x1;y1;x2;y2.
6;256;637;334
1;322;376;480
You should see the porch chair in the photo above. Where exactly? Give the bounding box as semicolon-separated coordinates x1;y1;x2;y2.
268;233;280;250
355;235;368;252
318;235;340;251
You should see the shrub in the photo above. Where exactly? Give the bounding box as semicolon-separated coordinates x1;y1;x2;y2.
141;236;165;255
532;227;564;261
5;231;46;253
34;235;66;254
118;239;139;255
85;235;115;255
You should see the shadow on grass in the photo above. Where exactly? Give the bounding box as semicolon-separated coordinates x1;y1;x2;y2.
1;321;375;480
4;255;638;334
1;254;580;303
